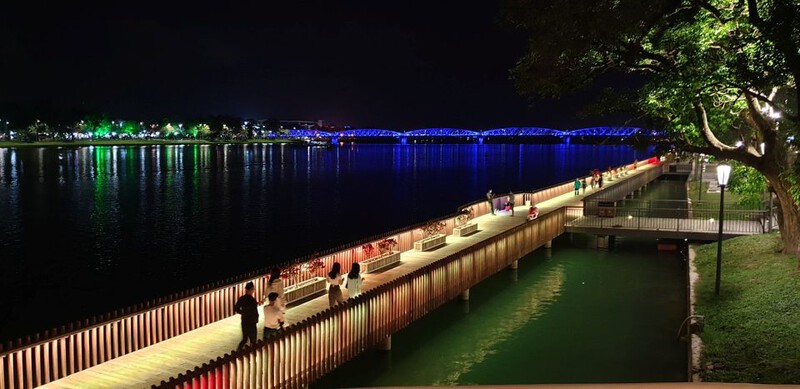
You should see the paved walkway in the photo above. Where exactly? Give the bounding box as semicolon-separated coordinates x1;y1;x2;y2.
42;164;660;388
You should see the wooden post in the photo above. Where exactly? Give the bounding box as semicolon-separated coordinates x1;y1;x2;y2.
376;335;391;351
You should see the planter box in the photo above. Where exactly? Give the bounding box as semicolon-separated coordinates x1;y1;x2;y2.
453;222;478;237
283;276;326;304
359;251;401;274
414;233;446;252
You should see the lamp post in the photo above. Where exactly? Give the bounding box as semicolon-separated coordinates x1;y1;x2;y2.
715;163;732;296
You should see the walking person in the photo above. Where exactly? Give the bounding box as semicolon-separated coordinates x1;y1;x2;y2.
327;262;344;307
346;263;364;298
486;189;495;215
262;292;285;340
234;281;259;350
581;178;587;194
263;267;286;312
507;191;515;216
598;174;604;189
574;178;581;196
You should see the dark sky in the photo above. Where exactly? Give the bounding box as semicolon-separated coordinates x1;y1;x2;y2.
0;0;610;129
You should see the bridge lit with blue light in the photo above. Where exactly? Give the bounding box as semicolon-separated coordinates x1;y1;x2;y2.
284;126;664;143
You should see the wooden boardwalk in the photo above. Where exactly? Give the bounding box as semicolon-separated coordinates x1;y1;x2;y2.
41;165;657;388
566;215;764;240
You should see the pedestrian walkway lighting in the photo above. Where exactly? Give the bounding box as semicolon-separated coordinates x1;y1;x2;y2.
715;163;732;296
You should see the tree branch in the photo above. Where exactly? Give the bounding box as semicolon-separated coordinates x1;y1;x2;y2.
691;0;723;21
741;87;800;122
746;0;765;29
743;91;774;135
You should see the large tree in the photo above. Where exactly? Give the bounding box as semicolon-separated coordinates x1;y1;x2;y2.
503;0;800;257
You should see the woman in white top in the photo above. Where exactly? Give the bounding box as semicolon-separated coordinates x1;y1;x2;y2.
346;263;364;298
327;262;344;307
264;267;286;311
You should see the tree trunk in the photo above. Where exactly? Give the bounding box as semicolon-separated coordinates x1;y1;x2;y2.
765;172;800;260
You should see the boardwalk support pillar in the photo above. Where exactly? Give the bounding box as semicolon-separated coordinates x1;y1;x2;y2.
597;235;616;249
377;335;392;351
544;240;553;249
509;260;518;270
459;289;470;301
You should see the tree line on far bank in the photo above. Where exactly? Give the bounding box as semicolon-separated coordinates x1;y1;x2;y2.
0;116;339;142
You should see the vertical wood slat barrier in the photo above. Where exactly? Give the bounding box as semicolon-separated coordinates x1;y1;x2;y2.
154;208;567;389
0;159;653;389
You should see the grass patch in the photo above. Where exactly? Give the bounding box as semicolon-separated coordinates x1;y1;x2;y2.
693;233;800;383
687;180;740;210
0;139;300;148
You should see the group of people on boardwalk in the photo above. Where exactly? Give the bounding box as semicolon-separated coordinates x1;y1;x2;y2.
234;268;288;350
234;262;364;350
486;189;519;216
487;188;539;220
326;262;364;306
574;169;611;196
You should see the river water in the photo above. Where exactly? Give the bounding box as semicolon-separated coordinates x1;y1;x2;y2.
312;178;690;386
0;144;647;343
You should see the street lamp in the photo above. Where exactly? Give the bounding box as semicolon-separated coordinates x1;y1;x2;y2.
715;163;732;296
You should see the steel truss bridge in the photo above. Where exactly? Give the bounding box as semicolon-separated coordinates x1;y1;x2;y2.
285;126;663;141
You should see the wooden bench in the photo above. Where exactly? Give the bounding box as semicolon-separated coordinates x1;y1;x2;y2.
414;233;446;251
359;251;401;273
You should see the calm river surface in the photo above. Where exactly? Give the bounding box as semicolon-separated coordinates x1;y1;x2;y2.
0;144;646;342
313;235;688;386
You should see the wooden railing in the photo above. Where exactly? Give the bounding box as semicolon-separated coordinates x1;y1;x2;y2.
152;209;567;389
0;158;657;389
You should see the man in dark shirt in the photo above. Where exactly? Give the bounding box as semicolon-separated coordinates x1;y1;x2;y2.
234;281;259;350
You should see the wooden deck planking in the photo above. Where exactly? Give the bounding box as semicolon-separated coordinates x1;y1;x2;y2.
40;164;660;389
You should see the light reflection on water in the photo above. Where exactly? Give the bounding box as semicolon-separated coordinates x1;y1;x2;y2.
432;264;565;385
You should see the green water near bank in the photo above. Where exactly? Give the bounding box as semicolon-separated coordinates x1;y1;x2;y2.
312;234;688;387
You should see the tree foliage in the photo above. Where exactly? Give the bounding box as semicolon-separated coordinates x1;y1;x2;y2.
729;161;768;208
502;0;800;255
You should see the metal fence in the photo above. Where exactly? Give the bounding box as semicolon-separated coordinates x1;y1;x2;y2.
567;206;767;235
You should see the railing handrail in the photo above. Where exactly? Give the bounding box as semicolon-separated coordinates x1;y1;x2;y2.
584;198;765;210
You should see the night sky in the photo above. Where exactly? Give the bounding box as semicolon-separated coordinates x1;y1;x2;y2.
1;1;615;129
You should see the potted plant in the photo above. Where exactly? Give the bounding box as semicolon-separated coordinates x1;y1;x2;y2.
362;243;376;259
455;207;474;227
423;221;446;238
377;238;397;254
